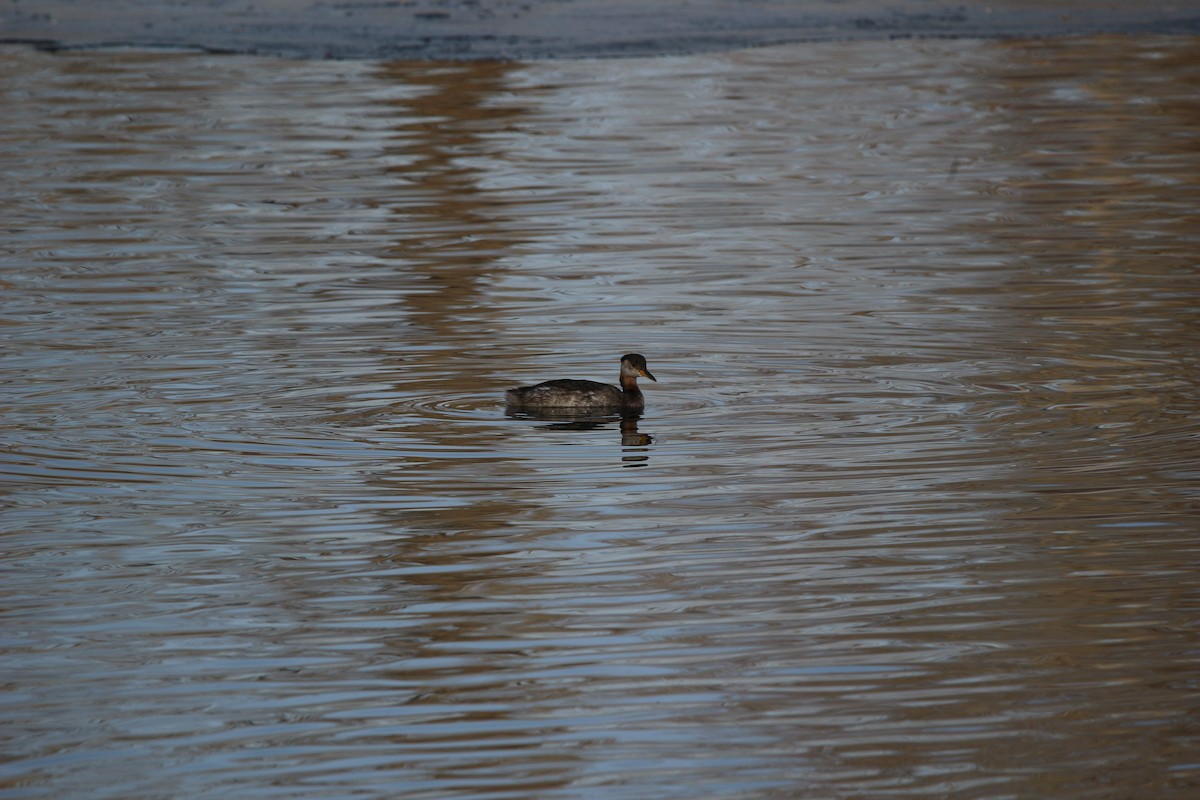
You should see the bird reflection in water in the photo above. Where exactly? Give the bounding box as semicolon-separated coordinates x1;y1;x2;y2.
504;411;653;466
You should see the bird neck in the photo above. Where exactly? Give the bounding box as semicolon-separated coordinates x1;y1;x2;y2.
619;374;642;395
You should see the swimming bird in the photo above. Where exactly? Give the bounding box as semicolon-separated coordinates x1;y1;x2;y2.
505;354;657;414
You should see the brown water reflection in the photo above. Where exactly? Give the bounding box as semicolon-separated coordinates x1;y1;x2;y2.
2;36;1198;799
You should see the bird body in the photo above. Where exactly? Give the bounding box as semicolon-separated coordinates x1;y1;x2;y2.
505;354;656;413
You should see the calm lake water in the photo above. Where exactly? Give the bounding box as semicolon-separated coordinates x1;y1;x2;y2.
2;35;1198;799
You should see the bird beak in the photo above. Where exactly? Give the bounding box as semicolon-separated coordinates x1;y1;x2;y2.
639;367;657;382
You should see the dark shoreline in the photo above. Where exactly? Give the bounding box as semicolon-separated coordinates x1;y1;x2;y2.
3;0;1198;60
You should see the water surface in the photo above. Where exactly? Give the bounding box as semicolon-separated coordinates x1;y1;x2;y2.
2;36;1199;799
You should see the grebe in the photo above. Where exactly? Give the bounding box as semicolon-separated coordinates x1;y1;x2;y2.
505;354;657;413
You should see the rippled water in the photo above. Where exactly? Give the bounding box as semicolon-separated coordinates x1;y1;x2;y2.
3;36;1199;799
